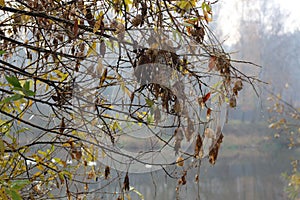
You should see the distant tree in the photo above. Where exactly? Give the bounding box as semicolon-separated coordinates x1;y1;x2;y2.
266;90;300;200
0;0;257;199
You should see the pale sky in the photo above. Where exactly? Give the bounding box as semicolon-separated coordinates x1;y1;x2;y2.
275;0;300;32
215;0;300;45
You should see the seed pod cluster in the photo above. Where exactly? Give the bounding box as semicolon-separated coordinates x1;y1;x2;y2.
132;14;143;27
190;26;205;43
233;80;243;95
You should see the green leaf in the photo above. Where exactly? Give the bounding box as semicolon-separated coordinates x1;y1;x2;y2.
22;89;35;96
15;127;29;134
0;50;6;56
0;94;23;104
145;98;154;107
23;81;30;91
182;22;194;27
146;114;154;124
131;187;144;200
11;180;30;190
5;76;22;88
5;188;22;200
12;87;23;92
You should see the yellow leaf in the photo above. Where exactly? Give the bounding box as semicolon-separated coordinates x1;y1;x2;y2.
96;58;103;75
87;42;97;57
176;156;184;167
28;99;33;107
37;164;44;171
53;69;69;81
0;138;4;158
121;83;131;98
0;0;5;7
101;149;106;158
125;193;132;200
33;171;42;178
0;187;9;200
99;68;107;87
93;19;102;33
124;0;132;10
62;142;71;147
93;11;104;33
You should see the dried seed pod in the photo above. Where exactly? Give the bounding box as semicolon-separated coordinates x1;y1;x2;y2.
233;80;243;91
132;14;143;27
229;95;237;108
191;26;205;43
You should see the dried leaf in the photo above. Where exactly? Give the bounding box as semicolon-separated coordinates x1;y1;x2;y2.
202;92;211;103
191;26;205;43
209;132;224;165
174;128;184;154
100;40;106;57
206;108;212;120
154;108;161;125
132;14;143;27
73;19;79;37
87;170;95;179
123;172;130;191
185;117;194;142
234;80;243;91
87;42;97;57
93;14;104;33
116;22;125;41
75;150;82;160
194;134;203;158
96;58;103;75
99;68;107;87
204;128;214;138
204;11;212;23
104;166;110;179
208;56;216;71
59;117;65;134
0;0;5;7
229;95;236;108
173;99;181;114
85;7;95;26
195;174;199;182
176;156;184;167
174;140;181;155
198;92;211;107
178;171;187;185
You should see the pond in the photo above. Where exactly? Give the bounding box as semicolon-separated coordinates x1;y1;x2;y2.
112;122;297;200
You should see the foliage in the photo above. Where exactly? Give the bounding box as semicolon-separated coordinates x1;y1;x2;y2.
0;0;257;199
267;91;300;199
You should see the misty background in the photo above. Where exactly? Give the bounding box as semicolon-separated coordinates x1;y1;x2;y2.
122;1;300;200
